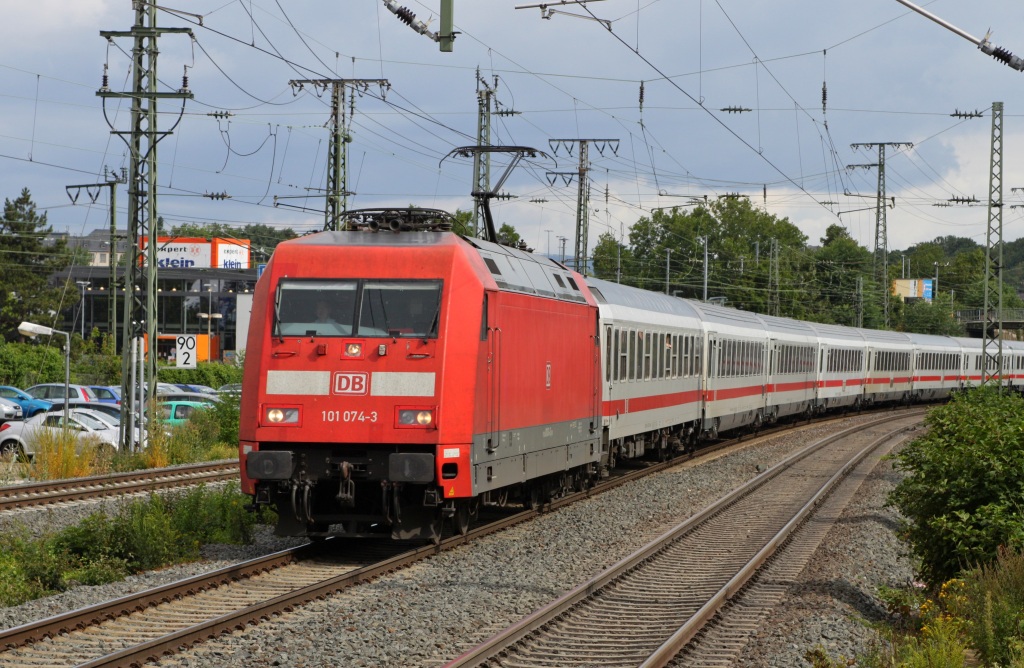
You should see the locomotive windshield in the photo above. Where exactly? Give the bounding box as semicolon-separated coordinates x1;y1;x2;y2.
275;279;442;338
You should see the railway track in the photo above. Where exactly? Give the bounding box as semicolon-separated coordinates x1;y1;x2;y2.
0;461;239;512
443;410;924;668
0;408;923;667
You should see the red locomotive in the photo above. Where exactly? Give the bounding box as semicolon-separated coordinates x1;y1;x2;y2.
240;209;602;541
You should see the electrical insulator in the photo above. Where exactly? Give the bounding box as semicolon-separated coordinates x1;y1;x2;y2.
639;81;645;112
821;82;827;112
395;6;416;25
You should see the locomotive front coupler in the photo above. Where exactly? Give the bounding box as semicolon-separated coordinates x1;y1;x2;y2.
335;461;355;507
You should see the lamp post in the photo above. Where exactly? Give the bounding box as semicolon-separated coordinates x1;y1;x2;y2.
197;313;223;362
75;281;90;338
19;322;70;425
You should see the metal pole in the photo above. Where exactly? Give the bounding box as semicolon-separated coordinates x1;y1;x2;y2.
61;331;70;427
665;249;671;295
76;281;90;338
702;237;709;302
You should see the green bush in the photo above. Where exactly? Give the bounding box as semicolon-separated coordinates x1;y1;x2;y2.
889;387;1024;584
0;341;66;388
158;361;243;390
0;483;270;607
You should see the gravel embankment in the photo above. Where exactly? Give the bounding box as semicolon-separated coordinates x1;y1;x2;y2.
733;451;916;666
0;415;918;667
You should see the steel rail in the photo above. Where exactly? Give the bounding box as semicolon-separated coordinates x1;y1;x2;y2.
443;410;925;667
0;460;239;512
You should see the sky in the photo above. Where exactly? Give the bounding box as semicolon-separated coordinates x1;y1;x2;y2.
3;0;1024;273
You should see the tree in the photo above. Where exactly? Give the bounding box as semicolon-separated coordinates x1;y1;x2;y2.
812;224;874;326
591;231;630;281
497;223;522;248
0;189;73;341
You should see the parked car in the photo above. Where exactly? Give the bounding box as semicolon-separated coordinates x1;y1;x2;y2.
0;410;117;459
175;383;218;395
0;397;23;424
156;391;219;405
88;386;121;404
216;383;242;396
25;383;99;402
158;400;211;427
46;401;123;422
0;386;51;417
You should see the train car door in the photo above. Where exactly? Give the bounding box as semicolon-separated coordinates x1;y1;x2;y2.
484;291;501;453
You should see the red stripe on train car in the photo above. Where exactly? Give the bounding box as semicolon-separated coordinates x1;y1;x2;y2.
767;380;816;393
602;390;701;416
707;385;765;401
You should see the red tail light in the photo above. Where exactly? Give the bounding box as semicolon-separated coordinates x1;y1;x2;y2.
0;423;9;433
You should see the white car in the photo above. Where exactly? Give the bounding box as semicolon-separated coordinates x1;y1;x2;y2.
0;410;118;459
0;396;24;424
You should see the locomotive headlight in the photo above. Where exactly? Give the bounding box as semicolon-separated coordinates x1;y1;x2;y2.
263;406;300;425
345;342;363;357
397;408;435;428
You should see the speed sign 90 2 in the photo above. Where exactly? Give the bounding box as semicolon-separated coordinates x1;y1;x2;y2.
176;335;197;369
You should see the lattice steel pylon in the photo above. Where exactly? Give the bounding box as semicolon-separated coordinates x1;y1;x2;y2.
548;139;619;275
289;79;389;231
983;101;1005;386
851;141;912;328
98;4;193;451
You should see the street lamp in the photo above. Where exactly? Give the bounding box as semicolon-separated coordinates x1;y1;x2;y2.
197;312;223;362
75;281;90;338
18;321;70;425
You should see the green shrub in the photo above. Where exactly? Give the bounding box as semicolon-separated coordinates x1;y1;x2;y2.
889;387;1024;584
0;528;65;605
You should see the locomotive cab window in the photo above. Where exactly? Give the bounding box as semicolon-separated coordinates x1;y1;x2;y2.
275;279;442;339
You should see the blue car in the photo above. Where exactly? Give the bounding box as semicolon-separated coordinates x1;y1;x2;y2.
0;386;52;417
88;386;121;405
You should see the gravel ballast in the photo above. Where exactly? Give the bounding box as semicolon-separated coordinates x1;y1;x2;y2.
0;415;919;667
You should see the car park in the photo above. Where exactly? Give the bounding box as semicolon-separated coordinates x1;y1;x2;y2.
0;397;23;424
0;410;118;459
25;383;99;402
0;386;51;417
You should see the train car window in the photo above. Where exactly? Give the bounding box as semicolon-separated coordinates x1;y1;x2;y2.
480;294;489;341
695;337;703;378
567;276;580;291
359;280;443;338
276;280;358;337
619;329;628;381
628;330;636;380
483;257;502;275
605;326;613;382
671;335;679;377
683;336;691;377
553;274;565;288
644;332;653;380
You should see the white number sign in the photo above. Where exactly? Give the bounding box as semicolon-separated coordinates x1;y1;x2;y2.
175;335;197;369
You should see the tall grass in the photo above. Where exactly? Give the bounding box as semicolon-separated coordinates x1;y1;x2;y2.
945;548;1024;666
27;428;111;480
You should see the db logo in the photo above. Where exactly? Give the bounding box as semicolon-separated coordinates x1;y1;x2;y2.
333;372;369;395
